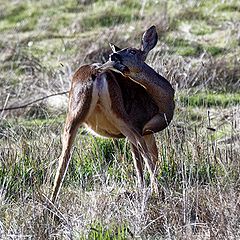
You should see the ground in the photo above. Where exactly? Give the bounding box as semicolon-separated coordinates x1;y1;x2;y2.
0;0;240;239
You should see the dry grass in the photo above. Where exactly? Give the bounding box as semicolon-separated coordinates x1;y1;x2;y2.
0;0;240;239
0;102;239;239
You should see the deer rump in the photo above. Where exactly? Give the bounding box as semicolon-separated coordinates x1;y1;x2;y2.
108;71;160;136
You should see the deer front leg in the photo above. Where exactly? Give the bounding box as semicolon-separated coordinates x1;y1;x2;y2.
144;134;159;193
129;134;158;190
110;115;156;189
117;121;158;192
142;113;169;135
144;134;158;167
104;76;156;191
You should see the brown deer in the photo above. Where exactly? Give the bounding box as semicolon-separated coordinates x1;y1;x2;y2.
50;26;175;203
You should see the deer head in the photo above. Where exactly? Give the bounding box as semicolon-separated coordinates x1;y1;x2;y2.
105;26;158;76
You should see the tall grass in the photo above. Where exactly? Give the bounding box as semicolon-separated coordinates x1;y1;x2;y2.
0;100;239;238
0;0;240;239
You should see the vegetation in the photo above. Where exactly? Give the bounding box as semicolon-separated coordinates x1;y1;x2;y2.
0;0;239;239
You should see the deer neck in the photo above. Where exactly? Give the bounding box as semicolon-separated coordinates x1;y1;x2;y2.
129;63;174;99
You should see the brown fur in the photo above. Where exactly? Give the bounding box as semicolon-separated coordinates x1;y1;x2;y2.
50;26;175;203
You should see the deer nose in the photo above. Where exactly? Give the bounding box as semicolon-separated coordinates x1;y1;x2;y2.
110;53;121;62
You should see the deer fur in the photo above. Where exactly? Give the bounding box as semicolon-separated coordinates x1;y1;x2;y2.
50;26;175;203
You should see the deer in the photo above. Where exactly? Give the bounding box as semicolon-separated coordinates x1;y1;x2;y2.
50;26;175;204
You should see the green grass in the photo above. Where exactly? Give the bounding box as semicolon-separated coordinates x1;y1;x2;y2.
0;101;234;200
217;3;240;12
179;92;240;107
205;46;225;56
166;37;203;56
63;136;132;190
0;3;41;32
79;223;129;240
80;3;139;31
189;20;214;36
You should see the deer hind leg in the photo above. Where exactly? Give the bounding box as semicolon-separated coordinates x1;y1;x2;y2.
51;80;97;203
51;116;80;203
142;113;169;135
130;142;144;188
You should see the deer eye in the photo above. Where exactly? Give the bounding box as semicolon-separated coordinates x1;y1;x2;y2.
129;49;137;55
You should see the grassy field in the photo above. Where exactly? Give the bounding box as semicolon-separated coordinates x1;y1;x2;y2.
0;0;240;239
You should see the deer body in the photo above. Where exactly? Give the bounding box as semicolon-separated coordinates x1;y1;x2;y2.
51;26;175;203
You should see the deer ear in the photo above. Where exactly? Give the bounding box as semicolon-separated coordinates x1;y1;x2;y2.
109;43;121;52
141;26;158;58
